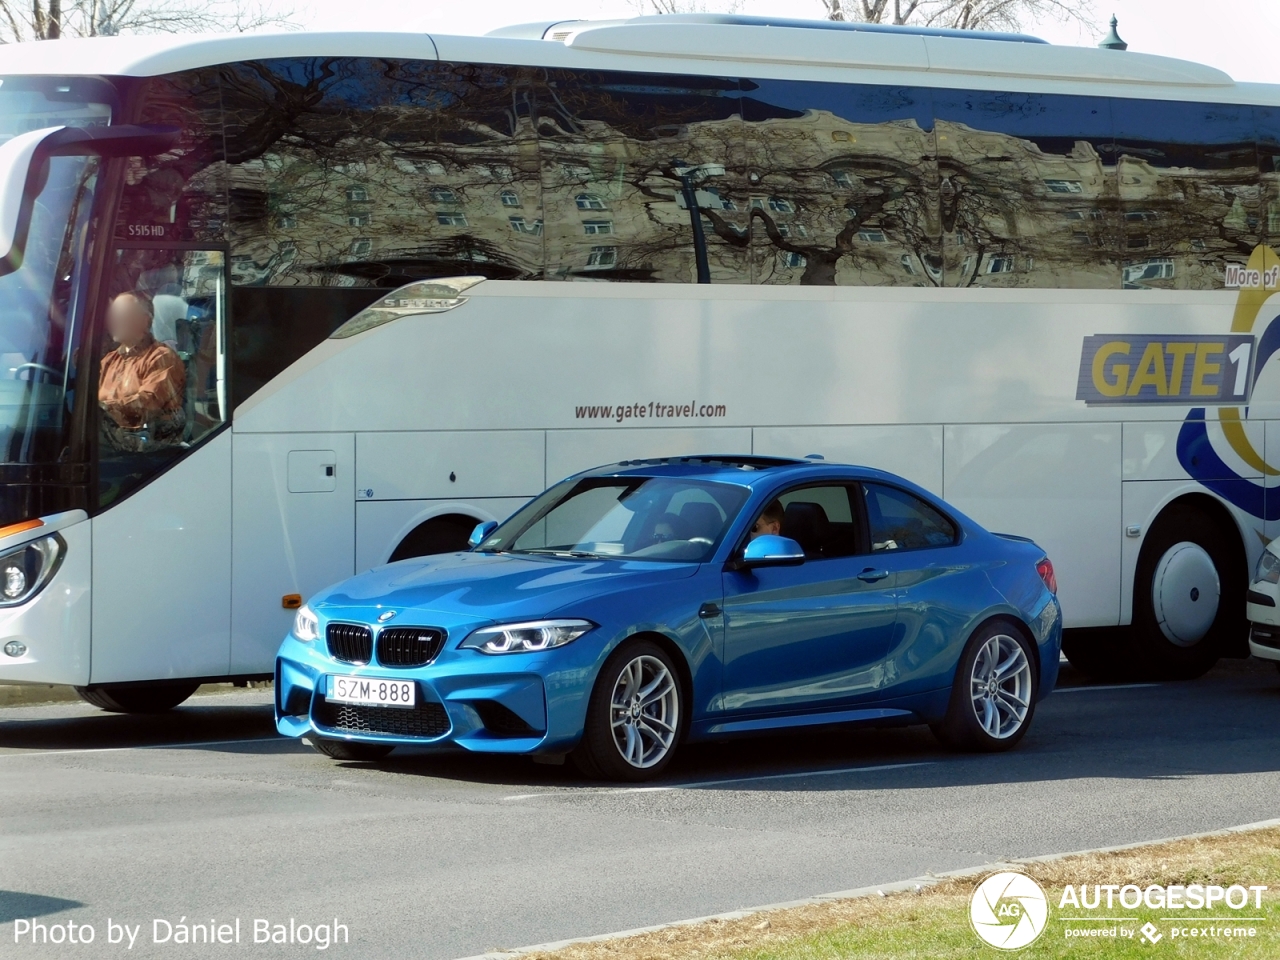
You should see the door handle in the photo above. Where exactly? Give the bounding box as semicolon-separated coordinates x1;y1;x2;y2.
698;602;722;618
858;568;890;583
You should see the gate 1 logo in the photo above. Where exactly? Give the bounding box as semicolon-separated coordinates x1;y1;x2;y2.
970;872;1049;950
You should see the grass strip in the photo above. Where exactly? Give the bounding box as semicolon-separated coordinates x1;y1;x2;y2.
519;825;1280;960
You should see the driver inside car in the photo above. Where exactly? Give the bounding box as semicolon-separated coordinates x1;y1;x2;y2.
748;499;785;540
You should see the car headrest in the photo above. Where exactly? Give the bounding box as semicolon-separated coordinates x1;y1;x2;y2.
782;501;830;556
679;501;723;541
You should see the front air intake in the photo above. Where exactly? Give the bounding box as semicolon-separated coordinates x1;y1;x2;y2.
376;627;446;667
326;623;373;665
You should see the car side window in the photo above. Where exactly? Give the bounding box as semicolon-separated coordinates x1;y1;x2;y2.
863;483;957;552
763;484;860;560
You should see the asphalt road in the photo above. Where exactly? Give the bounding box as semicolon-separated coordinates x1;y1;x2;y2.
2;659;1280;959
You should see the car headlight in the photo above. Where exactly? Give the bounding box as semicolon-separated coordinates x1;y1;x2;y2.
461;619;595;654
291;604;320;642
0;534;64;607
1255;550;1280;585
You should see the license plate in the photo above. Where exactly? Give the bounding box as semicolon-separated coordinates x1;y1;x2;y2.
327;675;416;708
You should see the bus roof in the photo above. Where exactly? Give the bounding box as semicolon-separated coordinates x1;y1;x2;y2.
0;17;1268;105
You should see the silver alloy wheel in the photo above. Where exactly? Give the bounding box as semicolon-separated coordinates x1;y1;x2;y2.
969;633;1033;740
609;654;679;768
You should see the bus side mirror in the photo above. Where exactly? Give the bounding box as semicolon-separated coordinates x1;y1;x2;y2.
469;521;498;549
0;124;180;277
738;535;806;568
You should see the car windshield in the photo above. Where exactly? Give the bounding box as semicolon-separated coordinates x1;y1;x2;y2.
478;476;750;563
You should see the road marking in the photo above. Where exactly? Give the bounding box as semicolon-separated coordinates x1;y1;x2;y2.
1054;683;1161;693
503;761;934;801
0;736;290;759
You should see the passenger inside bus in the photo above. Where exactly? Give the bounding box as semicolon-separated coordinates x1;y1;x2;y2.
98;291;186;452
138;263;190;354
749;500;784;540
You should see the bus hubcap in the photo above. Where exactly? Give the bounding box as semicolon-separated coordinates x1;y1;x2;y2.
1152;542;1219;647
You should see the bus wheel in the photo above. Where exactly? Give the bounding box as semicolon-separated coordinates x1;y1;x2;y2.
307;736;395;762
389;513;478;561
1130;505;1241;680
74;682;200;713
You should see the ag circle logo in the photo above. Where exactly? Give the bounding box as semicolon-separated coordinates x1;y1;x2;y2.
970;872;1049;950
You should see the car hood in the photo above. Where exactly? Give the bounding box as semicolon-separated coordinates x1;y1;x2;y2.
312;551;701;624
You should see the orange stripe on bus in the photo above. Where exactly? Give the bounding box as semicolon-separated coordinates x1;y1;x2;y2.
0;518;43;539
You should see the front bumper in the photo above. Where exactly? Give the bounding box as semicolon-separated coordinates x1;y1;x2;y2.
275;633;594;755
1247;582;1280;661
1247;623;1280;662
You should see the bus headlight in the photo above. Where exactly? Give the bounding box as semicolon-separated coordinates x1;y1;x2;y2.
0;535;64;607
292;604;320;642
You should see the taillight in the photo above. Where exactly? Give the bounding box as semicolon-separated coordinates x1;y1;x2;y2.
1036;557;1058;595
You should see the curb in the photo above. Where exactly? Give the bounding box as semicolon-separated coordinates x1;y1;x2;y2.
0;684;81;707
456;816;1280;960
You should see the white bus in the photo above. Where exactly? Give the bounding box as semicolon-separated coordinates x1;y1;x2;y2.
1;15;1277;711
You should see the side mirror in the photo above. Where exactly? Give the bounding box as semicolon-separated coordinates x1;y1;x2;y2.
468;520;498;549
739;534;805;568
0;124;180;276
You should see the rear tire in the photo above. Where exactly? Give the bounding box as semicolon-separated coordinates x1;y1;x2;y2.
572;640;684;782
933;621;1038;753
307;736;395;762
74;682;199;713
1130;505;1240;680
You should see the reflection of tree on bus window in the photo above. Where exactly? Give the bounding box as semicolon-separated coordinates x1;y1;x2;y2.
98;292;186;452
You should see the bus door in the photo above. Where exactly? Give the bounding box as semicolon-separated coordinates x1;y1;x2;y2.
90;245;231;683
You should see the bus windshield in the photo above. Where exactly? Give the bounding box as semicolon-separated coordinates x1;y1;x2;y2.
0;80;111;484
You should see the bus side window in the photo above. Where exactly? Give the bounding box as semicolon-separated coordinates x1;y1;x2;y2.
1256;105;1280;253
741;79;939;287
1111;97;1261;290
536;68;754;285
931;89;1116;290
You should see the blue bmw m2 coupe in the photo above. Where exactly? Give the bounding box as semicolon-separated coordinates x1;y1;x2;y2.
275;456;1062;780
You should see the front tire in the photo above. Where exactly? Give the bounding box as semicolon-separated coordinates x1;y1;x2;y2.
572;640;684;782
307;736;395;762
75;682;199;713
933;622;1038;752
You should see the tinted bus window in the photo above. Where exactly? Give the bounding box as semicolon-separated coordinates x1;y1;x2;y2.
536;69;750;283
219;57;543;288
1254;105;1280;251
116;69;226;246
740;80;938;286
930;90;1115;288
1109;97;1260;289
229;286;391;404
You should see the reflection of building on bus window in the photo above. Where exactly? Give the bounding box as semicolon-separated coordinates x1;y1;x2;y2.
98;292;186;452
